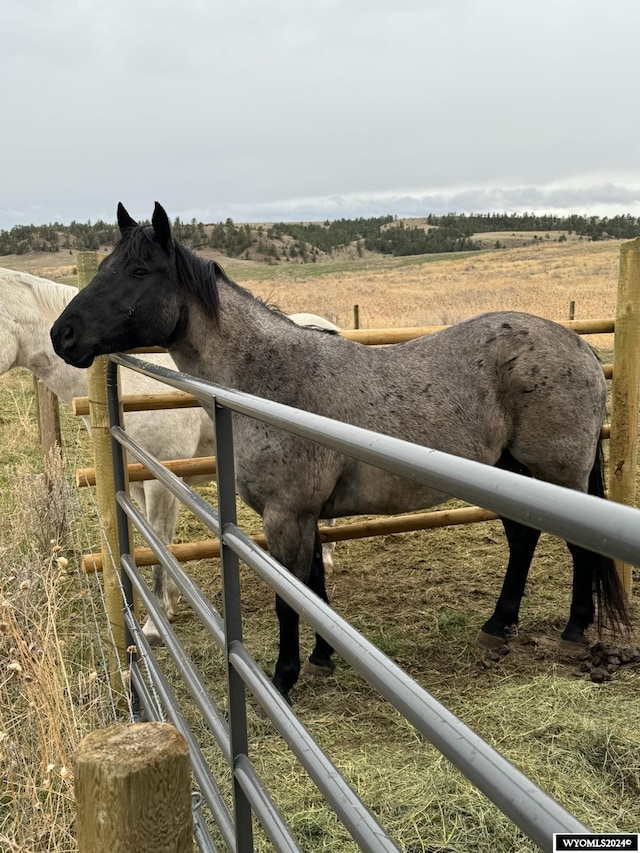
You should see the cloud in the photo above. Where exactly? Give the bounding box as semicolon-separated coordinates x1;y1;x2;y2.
2;2;640;231
176;182;640;225
3;182;640;231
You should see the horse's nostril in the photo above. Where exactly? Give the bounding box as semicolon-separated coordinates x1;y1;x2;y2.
61;324;76;348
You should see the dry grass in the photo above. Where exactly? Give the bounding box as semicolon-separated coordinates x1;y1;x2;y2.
0;252;78;282
0;456;74;849
0;397;120;851
239;240;621;339
4;234;622;332
163;503;640;851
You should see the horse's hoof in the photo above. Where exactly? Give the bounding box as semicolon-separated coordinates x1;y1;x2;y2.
476;630;508;650
301;659;336;677
558;637;588;656
141;623;164;647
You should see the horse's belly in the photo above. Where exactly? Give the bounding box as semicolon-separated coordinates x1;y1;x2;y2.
322;463;450;518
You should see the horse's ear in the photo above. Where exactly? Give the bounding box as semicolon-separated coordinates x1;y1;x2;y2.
152;202;172;250
117;202;138;232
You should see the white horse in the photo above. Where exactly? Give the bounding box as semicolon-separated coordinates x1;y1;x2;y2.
0;266;337;639
287;312;339;333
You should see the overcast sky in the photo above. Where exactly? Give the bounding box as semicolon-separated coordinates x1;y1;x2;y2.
2;0;640;230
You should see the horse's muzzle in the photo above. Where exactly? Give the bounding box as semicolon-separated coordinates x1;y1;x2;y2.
50;319;96;368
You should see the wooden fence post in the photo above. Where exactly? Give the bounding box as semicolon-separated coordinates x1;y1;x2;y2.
608;237;640;598
33;376;61;486
77;251;133;681
74;723;192;852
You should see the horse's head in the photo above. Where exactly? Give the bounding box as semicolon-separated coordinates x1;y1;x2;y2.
50;202;190;368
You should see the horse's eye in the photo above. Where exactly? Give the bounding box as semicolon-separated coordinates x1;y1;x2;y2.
132;268;148;279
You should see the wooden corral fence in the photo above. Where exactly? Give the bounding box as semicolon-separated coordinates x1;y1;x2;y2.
62;241;640;852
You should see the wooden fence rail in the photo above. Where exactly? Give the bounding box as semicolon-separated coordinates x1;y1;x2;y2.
82;505;499;573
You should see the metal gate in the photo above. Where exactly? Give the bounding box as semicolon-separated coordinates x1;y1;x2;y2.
103;353;640;853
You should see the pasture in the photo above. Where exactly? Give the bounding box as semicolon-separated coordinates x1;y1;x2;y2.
1;238;639;851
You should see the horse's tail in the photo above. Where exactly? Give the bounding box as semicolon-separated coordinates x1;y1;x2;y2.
589;443;632;635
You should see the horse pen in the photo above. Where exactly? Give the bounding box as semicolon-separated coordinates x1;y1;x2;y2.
2;238;640;851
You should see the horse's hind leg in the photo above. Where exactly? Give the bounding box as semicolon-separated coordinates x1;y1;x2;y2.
136;481;182;646
480;517;540;646
301;533;336;677
561;537;629;645
559;543;594;646
480;452;540;646
321;518;337;574
561;448;630;645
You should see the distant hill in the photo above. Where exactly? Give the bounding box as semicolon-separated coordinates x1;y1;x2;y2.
1;212;639;263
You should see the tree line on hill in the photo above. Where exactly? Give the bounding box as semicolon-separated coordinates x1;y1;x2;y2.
425;212;640;242
1;212;639;261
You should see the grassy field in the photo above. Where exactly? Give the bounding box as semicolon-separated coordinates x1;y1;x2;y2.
1;238;639;851
0;234;622;318
236;239;622;338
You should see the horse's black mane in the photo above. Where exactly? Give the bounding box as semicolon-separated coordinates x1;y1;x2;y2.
173;240;222;323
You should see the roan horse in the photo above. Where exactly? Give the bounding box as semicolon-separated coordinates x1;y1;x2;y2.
51;202;630;703
0;266;336;643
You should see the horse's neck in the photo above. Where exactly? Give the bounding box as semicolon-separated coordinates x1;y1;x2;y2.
173;281;305;391
29;346;88;405
3;280;88;405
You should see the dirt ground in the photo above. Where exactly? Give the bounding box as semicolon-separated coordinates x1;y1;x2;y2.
169;484;640;705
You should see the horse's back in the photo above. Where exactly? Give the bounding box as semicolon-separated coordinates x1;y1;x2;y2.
443;312;606;487
320;311;606;514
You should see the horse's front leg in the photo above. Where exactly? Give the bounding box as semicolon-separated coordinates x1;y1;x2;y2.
273;595;302;702
301;532;335;677
264;507;319;702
